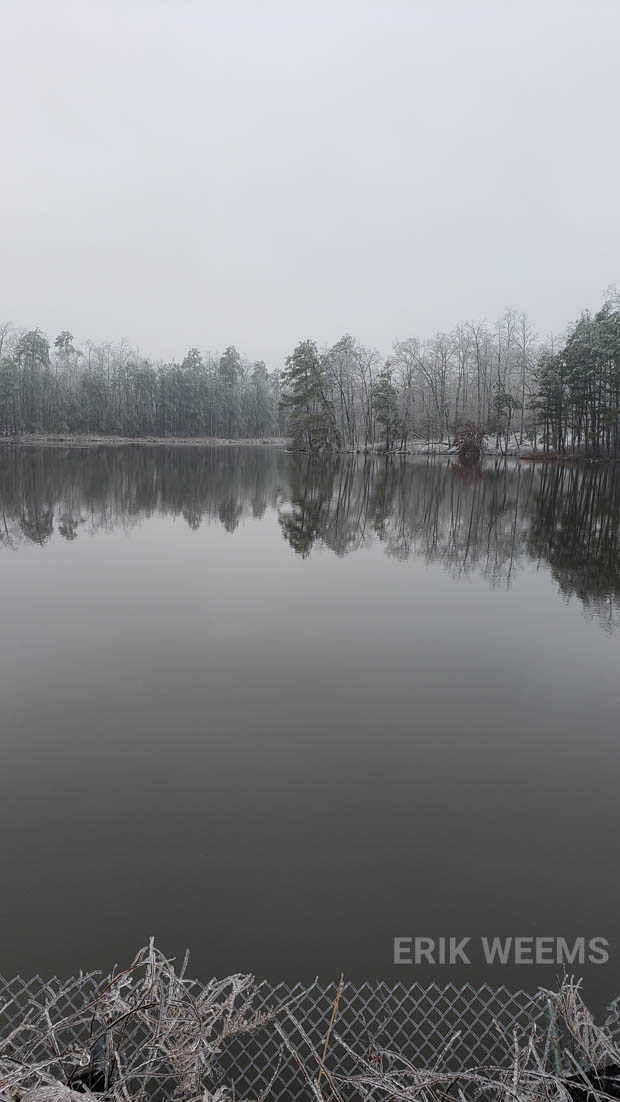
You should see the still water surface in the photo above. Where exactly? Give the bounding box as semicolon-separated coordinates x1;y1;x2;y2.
1;446;619;1011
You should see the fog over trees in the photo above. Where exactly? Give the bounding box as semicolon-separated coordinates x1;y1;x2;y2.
1;291;619;452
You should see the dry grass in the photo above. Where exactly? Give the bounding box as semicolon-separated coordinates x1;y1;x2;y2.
274;979;620;1102
0;941;273;1102
2;948;619;1102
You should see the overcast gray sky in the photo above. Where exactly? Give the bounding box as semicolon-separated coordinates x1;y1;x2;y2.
2;0;619;367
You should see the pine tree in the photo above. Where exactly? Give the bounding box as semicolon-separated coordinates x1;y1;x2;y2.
371;365;400;451
279;340;338;448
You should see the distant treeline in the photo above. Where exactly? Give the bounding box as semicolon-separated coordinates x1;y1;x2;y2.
0;329;286;439
1;292;619;452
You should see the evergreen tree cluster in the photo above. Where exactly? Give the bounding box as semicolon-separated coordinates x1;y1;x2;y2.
534;301;620;456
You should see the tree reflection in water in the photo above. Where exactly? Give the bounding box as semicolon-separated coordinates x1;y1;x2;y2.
1;445;619;631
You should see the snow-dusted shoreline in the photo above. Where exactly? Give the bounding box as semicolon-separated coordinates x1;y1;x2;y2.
0;432;614;462
323;434;617;461
295;434;566;459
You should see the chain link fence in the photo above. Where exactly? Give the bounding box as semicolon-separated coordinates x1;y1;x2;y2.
2;974;619;1101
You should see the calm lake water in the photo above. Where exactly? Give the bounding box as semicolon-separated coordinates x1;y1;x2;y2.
1;445;619;1013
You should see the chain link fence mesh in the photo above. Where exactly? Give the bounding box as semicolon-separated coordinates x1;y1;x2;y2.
2;974;619;1100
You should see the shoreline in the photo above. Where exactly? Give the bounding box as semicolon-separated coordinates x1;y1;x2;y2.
0;433;616;464
0;433;292;449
